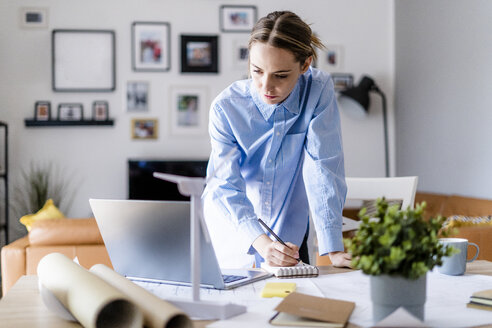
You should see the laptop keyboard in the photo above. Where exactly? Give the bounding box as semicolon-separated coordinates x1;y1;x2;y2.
222;274;247;283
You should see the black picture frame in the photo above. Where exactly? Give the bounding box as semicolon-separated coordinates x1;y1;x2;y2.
132;22;171;72
92;101;109;121
52;29;116;92
34;101;51;121
57;103;84;121
180;35;219;73
220;5;257;33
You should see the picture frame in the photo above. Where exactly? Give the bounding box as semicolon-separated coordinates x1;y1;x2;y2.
318;45;344;72
331;73;354;92
131;118;158;140
169;86;208;136
132;22;170;72
232;38;249;70
57;103;84;121
52;29;115;92
220;5;257;33
19;7;48;29
181;35;219;73
34;101;51;121
127;81;149;112
92;101;109;121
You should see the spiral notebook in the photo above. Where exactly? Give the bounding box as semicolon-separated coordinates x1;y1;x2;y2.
261;262;319;278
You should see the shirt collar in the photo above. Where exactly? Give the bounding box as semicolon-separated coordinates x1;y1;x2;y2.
250;75;303;121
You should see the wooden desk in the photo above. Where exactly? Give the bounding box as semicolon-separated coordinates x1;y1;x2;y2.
0;262;491;328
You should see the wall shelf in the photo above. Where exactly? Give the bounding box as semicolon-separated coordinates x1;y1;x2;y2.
24;119;114;127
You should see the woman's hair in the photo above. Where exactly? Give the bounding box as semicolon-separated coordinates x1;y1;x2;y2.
248;11;324;65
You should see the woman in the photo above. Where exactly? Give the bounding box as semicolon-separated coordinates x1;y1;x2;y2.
203;11;351;269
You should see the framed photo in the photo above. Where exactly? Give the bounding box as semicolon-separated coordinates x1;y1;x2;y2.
220;5;257;33
181;35;219;73
52;29;115;92
127;81;149;112
92;101;109;121
331;73;354;92
131;118;158;140
169;86;208;136
132;22;170;72
232;38;249;70
57;103;83;121
318;45;344;72
34;101;51;121
19;7;48;28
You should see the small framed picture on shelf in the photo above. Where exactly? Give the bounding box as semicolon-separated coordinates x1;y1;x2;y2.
34;101;51;121
58;103;83;121
131;118;158;140
181;35;219;73
92;101;109;121
220;5;257;33
331;73;354;92
132;22;170;72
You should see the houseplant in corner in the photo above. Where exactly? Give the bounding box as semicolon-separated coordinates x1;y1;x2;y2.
344;198;456;323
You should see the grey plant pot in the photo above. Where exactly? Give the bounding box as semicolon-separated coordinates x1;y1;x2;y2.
370;274;427;322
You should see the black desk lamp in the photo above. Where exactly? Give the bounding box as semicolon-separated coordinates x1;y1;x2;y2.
337;76;389;177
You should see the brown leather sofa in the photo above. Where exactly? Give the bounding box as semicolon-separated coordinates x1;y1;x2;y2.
316;192;492;265
1;218;111;295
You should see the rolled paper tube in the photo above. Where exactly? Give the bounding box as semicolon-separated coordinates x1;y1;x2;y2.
37;253;143;328
90;264;193;328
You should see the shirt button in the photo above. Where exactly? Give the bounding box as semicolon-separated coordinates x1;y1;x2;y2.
276;132;280;136
265;201;269;205
266;181;271;185
268;159;272;163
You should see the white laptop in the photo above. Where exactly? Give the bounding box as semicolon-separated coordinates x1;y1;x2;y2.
89;198;271;290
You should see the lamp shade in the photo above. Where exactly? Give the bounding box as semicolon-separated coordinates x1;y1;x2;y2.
338;76;376;119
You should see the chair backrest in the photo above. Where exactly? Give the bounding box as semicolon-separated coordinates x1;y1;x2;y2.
310;176;418;265
345;176;418;209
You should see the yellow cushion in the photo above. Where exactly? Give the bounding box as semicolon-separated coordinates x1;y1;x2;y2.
443;215;492;229
19;199;65;232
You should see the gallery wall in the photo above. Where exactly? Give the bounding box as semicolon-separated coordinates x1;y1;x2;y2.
394;0;492;199
0;0;394;239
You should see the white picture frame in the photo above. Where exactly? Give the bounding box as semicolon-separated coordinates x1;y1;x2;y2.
318;44;344;72
232;38;249;70
52;30;115;92
220;5;257;33
169;86;208;136
19;7;48;29
127;81;149;112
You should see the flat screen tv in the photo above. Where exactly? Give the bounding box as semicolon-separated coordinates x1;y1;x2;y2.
128;159;208;201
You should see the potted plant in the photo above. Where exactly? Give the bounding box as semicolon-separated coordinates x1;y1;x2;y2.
344;198;456;322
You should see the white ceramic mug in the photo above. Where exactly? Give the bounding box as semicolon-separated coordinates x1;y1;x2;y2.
438;238;479;275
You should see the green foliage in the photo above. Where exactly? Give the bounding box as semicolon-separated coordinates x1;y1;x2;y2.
12;162;75;218
344;198;458;279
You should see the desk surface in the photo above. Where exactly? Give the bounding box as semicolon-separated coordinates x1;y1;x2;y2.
0;262;491;328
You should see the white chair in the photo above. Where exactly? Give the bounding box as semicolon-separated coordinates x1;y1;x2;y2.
309;176;418;265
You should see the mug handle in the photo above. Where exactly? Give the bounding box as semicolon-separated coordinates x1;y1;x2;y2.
467;242;479;262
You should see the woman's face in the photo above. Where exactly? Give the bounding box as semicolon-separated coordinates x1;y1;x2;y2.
249;42;311;105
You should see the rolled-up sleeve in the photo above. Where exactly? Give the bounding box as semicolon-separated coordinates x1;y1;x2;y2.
302;78;347;255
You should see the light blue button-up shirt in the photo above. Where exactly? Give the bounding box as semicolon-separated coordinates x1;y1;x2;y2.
203;67;346;267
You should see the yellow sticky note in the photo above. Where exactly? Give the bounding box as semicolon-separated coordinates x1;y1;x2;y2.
261;282;297;298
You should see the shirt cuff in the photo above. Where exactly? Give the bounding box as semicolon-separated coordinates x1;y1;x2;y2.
237;217;267;255
317;225;344;256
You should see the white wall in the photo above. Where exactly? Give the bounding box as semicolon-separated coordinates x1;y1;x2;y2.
0;0;394;239
395;0;492;198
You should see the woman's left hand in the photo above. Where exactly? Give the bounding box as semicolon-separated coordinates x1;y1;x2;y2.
328;251;352;268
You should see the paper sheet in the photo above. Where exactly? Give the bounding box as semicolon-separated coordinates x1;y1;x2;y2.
138;269;492;327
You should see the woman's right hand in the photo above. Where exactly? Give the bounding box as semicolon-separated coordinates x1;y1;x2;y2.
252;234;299;266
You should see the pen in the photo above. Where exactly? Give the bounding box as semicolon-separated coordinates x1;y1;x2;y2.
258;218;300;262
